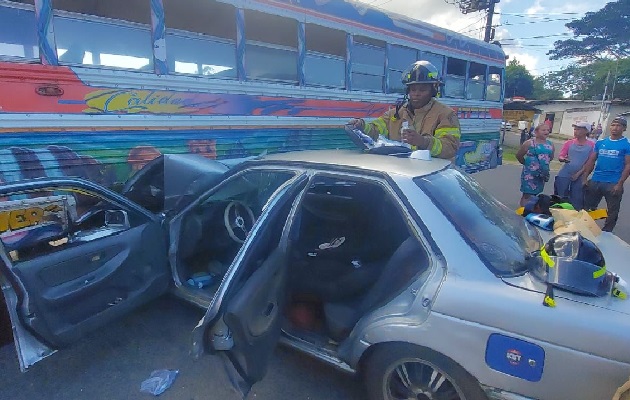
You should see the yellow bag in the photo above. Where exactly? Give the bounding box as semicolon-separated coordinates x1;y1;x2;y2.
551;208;602;243
516;207;607;220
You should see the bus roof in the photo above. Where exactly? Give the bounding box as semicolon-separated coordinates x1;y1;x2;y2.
238;0;506;64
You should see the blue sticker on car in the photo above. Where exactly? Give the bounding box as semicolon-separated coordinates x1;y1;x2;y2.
485;333;545;382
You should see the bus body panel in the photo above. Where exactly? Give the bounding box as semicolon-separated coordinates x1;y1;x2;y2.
0;0;506;187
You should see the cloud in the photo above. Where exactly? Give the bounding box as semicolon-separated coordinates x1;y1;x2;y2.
526;0;544;15
506;52;540;72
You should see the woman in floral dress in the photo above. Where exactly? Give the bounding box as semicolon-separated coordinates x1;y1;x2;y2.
516;123;555;206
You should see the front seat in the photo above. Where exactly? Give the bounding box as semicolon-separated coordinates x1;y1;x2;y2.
323;236;428;340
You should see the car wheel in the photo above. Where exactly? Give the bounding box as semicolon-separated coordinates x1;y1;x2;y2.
364;343;487;400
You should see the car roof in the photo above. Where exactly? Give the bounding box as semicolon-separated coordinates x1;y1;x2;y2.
257;149;451;178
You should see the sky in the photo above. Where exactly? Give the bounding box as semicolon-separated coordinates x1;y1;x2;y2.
356;0;611;76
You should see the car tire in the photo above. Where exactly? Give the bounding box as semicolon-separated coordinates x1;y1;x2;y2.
363;343;488;400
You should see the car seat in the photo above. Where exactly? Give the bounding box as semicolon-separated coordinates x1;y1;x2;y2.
322;236;428;340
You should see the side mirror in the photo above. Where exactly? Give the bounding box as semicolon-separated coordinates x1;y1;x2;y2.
105;210;130;229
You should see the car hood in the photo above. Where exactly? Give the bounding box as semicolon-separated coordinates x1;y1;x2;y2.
504;232;630;315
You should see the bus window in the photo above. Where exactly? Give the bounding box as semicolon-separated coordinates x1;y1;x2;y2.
486;66;503;102
445;57;466;98
467;62;486;100
304;23;345;88
164;0;236;78
0;1;38;60
421;52;444;77
352;36;385;92
387;45;417;93
245;9;297;83
53;0;153;70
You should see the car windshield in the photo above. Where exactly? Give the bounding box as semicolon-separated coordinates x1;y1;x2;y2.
415;168;542;276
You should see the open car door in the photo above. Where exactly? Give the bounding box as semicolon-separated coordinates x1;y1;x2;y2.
191;173;308;397
0;178;170;371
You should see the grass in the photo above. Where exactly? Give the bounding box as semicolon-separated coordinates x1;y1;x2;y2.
501;144;562;171
502;145;518;163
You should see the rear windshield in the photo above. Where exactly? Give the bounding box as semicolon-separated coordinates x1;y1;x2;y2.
414;168;542;276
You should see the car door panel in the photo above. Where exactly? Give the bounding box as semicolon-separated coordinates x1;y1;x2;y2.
0;177;171;369
191;173;308;396
11;221;169;347
223;247;288;389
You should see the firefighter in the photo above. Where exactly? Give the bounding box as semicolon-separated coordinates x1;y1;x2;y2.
349;60;461;159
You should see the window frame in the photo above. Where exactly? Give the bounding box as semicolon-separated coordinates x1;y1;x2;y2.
0;1;39;62
52;8;154;71
351;40;386;93
165;27;237;78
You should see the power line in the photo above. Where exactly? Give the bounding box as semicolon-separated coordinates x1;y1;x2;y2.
502;43;554;48
457;17;574;35
457;13;487;33
495;12;580;17
500;33;570;41
530;63;572;72
498;18;575;26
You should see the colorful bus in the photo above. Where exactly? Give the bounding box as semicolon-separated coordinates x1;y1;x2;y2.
0;0;506;188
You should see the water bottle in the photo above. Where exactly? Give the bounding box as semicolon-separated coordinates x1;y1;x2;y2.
187;273;213;289
398;121;412;149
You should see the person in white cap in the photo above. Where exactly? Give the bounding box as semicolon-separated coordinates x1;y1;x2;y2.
554;121;595;210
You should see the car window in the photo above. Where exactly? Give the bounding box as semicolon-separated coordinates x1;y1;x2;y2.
414;168;542;276
175;169;296;288
200;169;295;213
0;188;150;264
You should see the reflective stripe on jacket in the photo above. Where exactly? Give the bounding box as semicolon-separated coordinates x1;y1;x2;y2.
364;99;461;159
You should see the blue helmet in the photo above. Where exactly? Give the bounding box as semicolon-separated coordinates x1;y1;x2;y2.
525;213;554;231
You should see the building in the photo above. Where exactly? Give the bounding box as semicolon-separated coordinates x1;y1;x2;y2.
528;100;630;137
503;101;542;131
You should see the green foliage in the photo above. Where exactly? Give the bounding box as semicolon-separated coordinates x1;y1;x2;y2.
532;77;563;100
540;58;630;100
548;0;630;62
505;59;534;98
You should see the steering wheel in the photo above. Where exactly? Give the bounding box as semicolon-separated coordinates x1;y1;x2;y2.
223;201;256;243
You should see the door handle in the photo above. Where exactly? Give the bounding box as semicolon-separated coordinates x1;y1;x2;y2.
263;302;275;317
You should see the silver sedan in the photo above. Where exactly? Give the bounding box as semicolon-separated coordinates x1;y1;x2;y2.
1;150;628;400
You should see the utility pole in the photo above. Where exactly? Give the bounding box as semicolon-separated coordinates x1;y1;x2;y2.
484;0;497;42
597;70;611;127
445;0;499;42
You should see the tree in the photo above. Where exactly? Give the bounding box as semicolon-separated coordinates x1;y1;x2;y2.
505;58;534;98
532;77;563;100
548;0;630;62
540;59;630;100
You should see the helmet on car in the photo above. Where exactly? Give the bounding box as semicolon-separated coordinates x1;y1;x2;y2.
525;213;554;231
401;61;441;86
533;232;614;297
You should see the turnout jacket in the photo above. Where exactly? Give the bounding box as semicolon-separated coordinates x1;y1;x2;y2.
363;99;461;159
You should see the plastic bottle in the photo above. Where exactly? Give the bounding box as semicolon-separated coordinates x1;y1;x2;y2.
187;273;214;289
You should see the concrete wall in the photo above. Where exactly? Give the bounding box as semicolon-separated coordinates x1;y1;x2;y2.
532;101;630;137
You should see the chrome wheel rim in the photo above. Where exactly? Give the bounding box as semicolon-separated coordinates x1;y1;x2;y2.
383;358;466;400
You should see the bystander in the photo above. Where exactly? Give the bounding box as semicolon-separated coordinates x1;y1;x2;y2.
554;122;594;210
583;116;630;232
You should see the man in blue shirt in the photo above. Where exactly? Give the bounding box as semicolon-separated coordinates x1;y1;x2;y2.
583;116;630;231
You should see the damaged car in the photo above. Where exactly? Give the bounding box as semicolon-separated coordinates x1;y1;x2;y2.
0;150;629;400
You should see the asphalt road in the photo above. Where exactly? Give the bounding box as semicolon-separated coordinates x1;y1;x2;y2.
1;162;629;400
